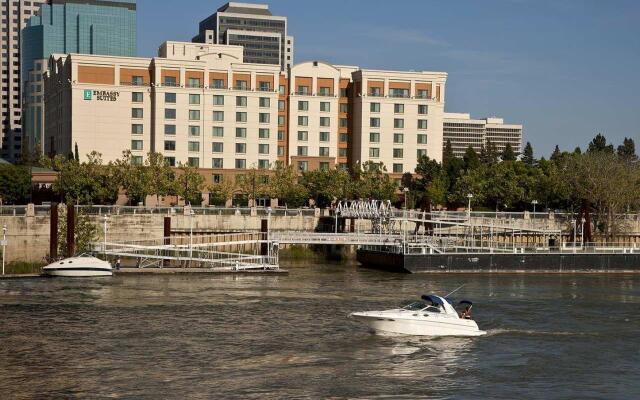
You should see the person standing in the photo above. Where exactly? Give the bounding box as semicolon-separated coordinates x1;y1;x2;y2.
115;258;121;271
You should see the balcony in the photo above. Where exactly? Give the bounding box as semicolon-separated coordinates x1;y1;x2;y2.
294;91;310;96
389;93;410;99
368;92;383;97
257;86;272;92
233;86;250;91
318;91;334;97
162;82;179;87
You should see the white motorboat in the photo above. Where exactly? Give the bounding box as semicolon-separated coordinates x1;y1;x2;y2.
42;255;113;277
350;295;486;337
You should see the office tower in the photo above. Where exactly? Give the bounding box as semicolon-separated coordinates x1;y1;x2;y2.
443;113;523;158
193;2;293;71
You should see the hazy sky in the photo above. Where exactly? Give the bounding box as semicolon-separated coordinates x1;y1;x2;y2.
137;0;640;157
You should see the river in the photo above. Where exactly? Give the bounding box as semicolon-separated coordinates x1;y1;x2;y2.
1;262;639;399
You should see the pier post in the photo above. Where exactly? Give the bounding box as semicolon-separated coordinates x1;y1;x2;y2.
50;203;58;259
260;219;268;256
66;204;76;257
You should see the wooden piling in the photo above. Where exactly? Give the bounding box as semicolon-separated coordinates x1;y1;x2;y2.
49;203;58;259
66;204;75;257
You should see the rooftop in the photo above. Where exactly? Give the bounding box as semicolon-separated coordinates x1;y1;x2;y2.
217;2;272;16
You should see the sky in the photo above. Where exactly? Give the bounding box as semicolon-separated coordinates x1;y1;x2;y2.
137;0;640;157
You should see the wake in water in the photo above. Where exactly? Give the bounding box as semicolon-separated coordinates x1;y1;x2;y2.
484;328;600;337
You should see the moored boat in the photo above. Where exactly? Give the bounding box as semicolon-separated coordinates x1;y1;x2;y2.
42;255;113;277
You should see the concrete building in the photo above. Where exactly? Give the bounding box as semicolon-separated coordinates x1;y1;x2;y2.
22;0;137;158
1;0;47;162
443;112;523;158
193;2;293;71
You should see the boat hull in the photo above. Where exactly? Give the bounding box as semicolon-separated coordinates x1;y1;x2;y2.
351;312;486;337
42;268;113;277
42;256;113;277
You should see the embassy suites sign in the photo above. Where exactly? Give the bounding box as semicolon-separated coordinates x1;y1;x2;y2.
83;89;120;102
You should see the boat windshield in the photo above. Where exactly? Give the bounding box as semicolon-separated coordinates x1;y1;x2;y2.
402;301;426;311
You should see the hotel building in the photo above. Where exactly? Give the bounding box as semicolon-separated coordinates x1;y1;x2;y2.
1;0;47;162
443;112;523;158
44;41;447;183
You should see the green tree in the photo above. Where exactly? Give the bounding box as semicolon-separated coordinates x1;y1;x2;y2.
550;145;562;161
0;164;31;204
113;150;149;205
522;142;535;166
587;133;614;154
56;205;98;257
352;161;397;201
74;143;80;162
174;163;205;205
501;143;517;161
237;167;270;206
617;137;637;161
463;146;480;171
208;178;235;206
300;167;352;208
268;162;308;207
480;140;499;165
145;152;175;204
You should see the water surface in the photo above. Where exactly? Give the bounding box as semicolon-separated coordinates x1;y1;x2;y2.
1;262;639;399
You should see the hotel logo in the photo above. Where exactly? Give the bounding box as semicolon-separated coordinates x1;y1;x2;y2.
83;89;92;100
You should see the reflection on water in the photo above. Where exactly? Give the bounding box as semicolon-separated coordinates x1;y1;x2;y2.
1;262;639;399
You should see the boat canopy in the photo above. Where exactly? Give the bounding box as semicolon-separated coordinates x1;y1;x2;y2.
458;300;473;306
421;295;445;306
420;294;459;316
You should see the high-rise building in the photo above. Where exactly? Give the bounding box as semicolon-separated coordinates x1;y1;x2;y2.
193;2;293;71
1;0;47;162
443;113;523;158
20;0;137;159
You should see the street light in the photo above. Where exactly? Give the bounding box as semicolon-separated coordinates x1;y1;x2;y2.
189;206;195;266
581;217;586;247
570;219;577;248
403;187;410;248
267;207;273;262
531;200;538;214
2;225;7;276
467;193;474;220
102;215;109;257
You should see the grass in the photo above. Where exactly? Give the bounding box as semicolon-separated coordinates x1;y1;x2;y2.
279;245;320;260
3;261;46;275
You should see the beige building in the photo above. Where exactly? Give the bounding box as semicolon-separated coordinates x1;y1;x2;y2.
443;112;523;158
1;0;47;161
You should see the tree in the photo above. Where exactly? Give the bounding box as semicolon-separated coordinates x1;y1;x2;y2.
573;146;582;155
112;150;149;205
522;142;535;166
300;167;352;208
617;137;637;161
145;152;175;204
74;143;80;162
0;164;31;204
268;162;308;207
352;161;397;201
56;205;98;257
174;163;205;205
237;167;270;206
480;140;499;165
587;133;614;154
463;146;480;171
501;143;517;162
550;145;562;161
443;140;455;166
208;178;235;206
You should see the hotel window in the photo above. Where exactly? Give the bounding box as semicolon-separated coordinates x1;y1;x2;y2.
259;81;271;91
278;115;285;125
417;149;427;158
235;80;248;90
132;108;143;119
235;159;246;169
394;119;404;129
369;132;380;143
187;77;201;88
132;156;144;165
212;142;223;153
235;143;246;154
319;132;330;142
320;117;330;127
340;88;348;97
319;87;331;96
297;85;309;95
212;174;222;183
212;127;224;137
278;130;285;140
164;109;176;120
418;105;428;115
320;102;330;112
212;158;224;168
236;96;247;107
340;133;349;142
298;161;308;172
131;124;143;135
298;116;308;126
188;157;199;168
131;76;144;86
189;94;200;105
297;131;308;141
277;146;285;156
236;112;247;122
369;148;380;158
259;97;270;108
298;100;308;111
188;141;200;152
319;162;330;171
165;157;176;167
417;89;429;99
131;140;143;150
418;120;428;129
165;124;176;135
259;113;270;123
393;148;404;158
213;111;224;121
369;87;382;97
394;133;404;144
189;110;200;121
393;164;403;173
164;140;176;151
189;126;200;137
279;85;285;95
370;118;380;128
319;147;330;157
339;103;348;113
339;118;348;128
370;103;380;113
297;146;308;156
394;104;404;114
259;128;270;139
165;92;176;103
258;159;270;169
339;148;348;157
132;92;143;103
212;79;225;89
236;128;247;138
417;134;428;144
389;88;409;98
258;144;269;154
278;100;285;111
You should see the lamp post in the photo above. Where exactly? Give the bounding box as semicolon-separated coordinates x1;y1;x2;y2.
102;215;109;257
531;200;538;215
571;219;577;250
2;225;7;275
403;187;409;249
467;193;474;220
267;207;272;261
189;207;195;265
581;217;586;247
